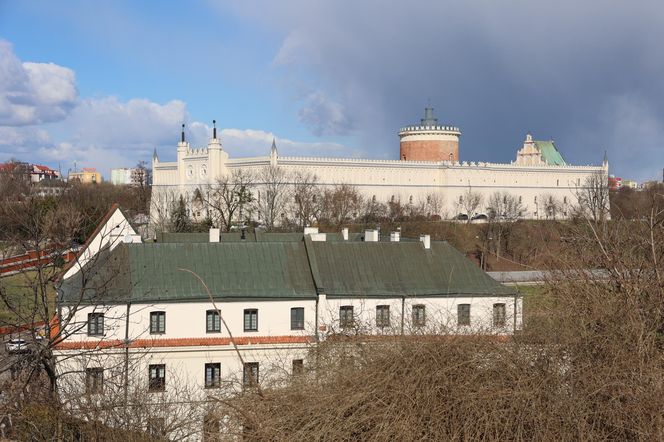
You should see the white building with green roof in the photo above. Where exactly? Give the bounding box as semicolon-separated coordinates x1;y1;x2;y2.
54;206;523;439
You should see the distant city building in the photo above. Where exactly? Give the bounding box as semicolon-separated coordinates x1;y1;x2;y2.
69;167;102;184
30;164;60;182
111;167;150;186
111;167;133;185
152;107;608;225
0;161;60;183
621;179;637;189
608;175;622;190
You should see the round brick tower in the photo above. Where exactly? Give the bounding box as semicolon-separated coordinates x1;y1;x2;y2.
399;107;461;162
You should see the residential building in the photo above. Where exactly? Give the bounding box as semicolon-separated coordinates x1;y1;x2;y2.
151;107;608;226
69;168;102;184
110;168;133;185
55;205;522;439
30;164;60;182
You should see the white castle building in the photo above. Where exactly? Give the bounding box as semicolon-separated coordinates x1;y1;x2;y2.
151;107;608;225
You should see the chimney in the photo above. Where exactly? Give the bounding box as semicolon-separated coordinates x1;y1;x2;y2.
341;227;349;241
304;226;319;236
365;229;379;242
310;233;327;242
419;234;431;249
209;228;220;243
390;231;400;242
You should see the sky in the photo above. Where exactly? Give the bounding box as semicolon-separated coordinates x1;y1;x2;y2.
1;0;663;181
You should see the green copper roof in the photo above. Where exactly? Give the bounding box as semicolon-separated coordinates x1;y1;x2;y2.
304;238;515;298
60;237;516;305
534;140;567;166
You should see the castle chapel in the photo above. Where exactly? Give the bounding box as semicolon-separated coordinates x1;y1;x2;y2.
151;107;607;225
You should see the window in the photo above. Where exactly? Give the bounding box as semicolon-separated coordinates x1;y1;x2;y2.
292;359;304;375
206;310;221;333
150;311;166;334
243;309;258;332
493;303;506;327
205;363;221;389
409;195;413;204
243;362;259;388
85;368;103;394
457;304;471;326
148;364;166;392
412;304;426;327
290;307;305;330
87;313;104;336
518;196;522;203
339;306;354;328
376;305;390;328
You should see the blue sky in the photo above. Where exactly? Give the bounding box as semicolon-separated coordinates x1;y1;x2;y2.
1;0;663;181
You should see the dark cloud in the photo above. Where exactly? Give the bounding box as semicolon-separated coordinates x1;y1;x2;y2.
229;0;664;181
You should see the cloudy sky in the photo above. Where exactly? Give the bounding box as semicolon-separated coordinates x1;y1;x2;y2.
1;0;663;181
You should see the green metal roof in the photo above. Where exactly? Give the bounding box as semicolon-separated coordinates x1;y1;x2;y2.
305;238;515;298
534;140;567;166
60;237;516;305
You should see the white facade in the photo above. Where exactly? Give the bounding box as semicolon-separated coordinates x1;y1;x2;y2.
151;127;608;224
111;168;133;185
55;208;523;440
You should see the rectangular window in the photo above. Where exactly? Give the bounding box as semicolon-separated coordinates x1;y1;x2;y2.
292;359;304;375
148;364;166;392
206;310;221;333
412;304;426;327
376;305;390;328
243;362;259;388
244;309;258;332
204;363;221;389
493;303;506;327
458;304;471;326
85;367;103;394
339;305;354;328
150;311;166;334
87;313;104;336
290;307;305;330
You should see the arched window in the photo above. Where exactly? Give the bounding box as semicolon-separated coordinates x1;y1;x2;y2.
409;195;413;204
372;195;376;202
390;195;395;203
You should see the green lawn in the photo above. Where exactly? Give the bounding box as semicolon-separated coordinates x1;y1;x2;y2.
0;270;57;326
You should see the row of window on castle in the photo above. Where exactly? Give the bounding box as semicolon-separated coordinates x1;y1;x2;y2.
86;304;508;337
84;359;305;395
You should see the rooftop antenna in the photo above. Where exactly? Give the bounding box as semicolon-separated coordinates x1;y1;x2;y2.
212;120;217;139
181;124;186;143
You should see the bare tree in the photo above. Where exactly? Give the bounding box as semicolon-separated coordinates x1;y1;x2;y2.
319;184;363;227
486;192;524;260
201;169;255;231
290;171;321;229
576;170;610;224
456;186;483;222
256;166;291;231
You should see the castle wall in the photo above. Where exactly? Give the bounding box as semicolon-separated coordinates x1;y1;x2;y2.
151;141;605;226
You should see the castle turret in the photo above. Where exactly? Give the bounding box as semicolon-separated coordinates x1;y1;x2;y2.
399;107;461;162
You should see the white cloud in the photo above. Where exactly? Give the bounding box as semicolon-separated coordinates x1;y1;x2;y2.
0;40;78;126
66;97;188;148
186;124;352;158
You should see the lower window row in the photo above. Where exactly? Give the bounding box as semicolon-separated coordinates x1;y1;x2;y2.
339;303;508;328
84;360;305;393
